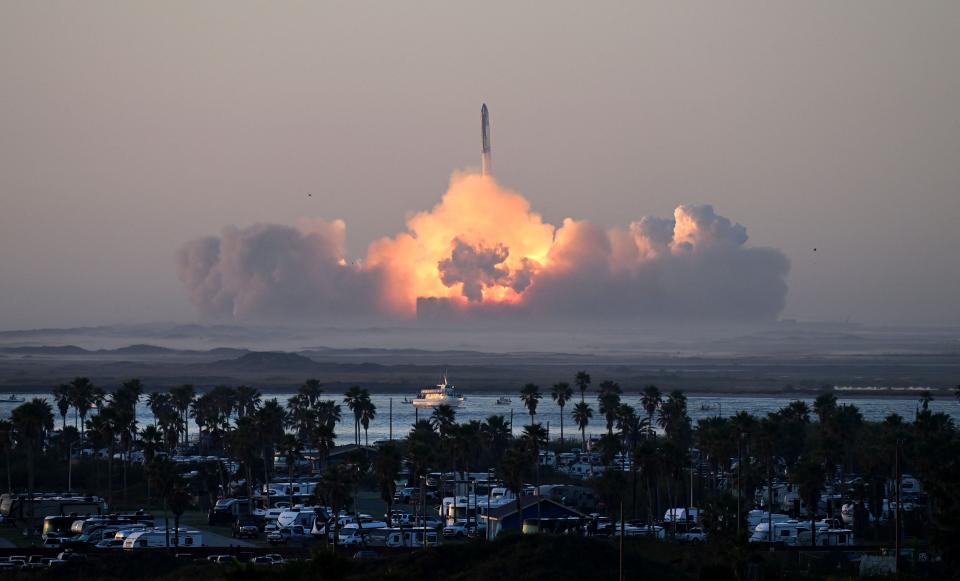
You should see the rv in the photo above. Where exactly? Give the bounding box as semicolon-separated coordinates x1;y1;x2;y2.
0;493;106;520
749;520;810;545
208;498;253;525
746;510;792;531
276;506;320;529
123;529;203;549
383;527;441;548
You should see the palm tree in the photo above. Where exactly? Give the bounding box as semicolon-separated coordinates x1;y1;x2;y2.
146;392;170;426
0;420;12;492
375;441;402;526
299;379;324;406
169;384;195;447
572;402;593;450
519;383;542;426
286;394;315;440
317;464;353;548
430;404;456;438
791;458;824;547
919;390;933;411
343;386;366;445
480;415;511;461
575;371;591;402
641;385;662;436
146;456;179;547
68;377;97;445
277;434;302;506
359;399;377;446
255;399;287;502
813;392;837;424
317;400;342;429
235;385;262;418
52;384;71;431
89;406;119;505
11;399;54;534
551;382;574;450
597;381;622;435
311;423;337;472
225;417;260;509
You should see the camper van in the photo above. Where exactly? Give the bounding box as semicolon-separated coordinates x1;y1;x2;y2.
383;527;441;548
276;507;319;529
123;529;203;549
749;520;810;545
746;510;792;531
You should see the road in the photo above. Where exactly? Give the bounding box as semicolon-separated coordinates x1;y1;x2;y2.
196;528;257;548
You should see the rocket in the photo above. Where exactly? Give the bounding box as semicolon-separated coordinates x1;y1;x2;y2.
481;103;492;176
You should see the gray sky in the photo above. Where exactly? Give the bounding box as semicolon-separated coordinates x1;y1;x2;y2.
1;1;958;329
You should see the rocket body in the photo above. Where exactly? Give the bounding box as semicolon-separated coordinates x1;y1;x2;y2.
481;103;492;176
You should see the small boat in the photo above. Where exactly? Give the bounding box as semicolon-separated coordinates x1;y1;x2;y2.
410;374;465;408
2;394;25;403
496;396;512;405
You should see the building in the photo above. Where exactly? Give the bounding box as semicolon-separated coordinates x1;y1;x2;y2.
484;496;586;537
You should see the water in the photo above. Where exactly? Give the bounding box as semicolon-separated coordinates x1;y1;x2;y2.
4;392;958;445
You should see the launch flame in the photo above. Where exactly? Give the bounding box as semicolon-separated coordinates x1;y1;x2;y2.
177;172;789;322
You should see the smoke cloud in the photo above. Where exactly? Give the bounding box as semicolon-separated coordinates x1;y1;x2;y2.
177;173;789;323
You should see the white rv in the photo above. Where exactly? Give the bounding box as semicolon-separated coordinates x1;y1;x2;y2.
123;529;203;549
749;520;810;545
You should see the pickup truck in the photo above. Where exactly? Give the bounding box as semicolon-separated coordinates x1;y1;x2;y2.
232;517;260;539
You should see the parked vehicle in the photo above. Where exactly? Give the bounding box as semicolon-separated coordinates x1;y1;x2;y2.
384;527;441;548
267;525;308;545
123;529;203;549
749;520;809;545
232;516;260;539
676;527;706;543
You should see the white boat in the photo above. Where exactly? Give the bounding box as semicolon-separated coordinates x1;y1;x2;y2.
496;396;511;405
2;395;24;403
411;375;465;408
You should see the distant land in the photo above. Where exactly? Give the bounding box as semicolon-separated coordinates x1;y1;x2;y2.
0;321;956;394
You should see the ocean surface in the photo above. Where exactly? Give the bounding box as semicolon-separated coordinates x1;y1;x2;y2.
2;391;958;445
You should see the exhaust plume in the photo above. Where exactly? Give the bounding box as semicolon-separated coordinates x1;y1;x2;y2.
177;173;789;323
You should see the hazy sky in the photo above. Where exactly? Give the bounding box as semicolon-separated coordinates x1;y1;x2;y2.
2;1;958;329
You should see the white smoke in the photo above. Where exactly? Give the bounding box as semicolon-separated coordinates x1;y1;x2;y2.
176;194;789;323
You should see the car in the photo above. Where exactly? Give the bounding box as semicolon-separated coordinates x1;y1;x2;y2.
93;539;125;549
232;516;260;539
677;527;706;544
251;556;275;565
56;551;87;563
41;537;64;549
264;554;284;564
213;555;238;564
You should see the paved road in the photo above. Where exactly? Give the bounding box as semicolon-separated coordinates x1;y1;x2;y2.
195;529;257;548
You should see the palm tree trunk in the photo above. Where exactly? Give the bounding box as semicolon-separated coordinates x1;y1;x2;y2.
164;499;170;548
4;449;10;493
559;405;564;451
27;445;35;536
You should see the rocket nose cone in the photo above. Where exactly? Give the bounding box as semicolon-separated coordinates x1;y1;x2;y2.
481;103;488;113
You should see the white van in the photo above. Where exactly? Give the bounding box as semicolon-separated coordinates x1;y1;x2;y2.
123;529;203;549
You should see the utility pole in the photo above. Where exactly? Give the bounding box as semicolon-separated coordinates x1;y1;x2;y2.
619;499;625;581
487;469;493;541
895;437;902;574
389;398;393;440
737;434;743;533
